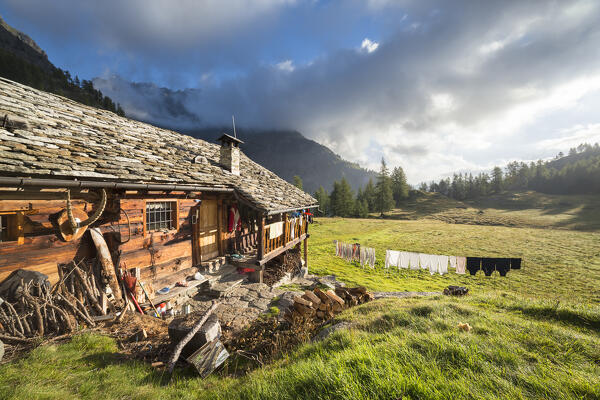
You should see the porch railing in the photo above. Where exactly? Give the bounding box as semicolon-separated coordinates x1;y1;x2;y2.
260;215;308;260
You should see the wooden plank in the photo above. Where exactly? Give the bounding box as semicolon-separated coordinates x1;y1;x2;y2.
139;256;193;280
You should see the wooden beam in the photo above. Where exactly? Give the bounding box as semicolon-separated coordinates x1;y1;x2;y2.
257;217;265;260
256;233;309;266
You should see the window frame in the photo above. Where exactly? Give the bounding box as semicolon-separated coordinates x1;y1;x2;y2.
0;211;25;245
143;199;179;235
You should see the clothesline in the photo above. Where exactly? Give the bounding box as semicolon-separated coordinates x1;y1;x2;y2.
334;240;375;268
334;240;522;278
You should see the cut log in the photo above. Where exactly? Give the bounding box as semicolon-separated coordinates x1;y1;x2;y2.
349;286;367;296
325;290;345;307
313;288;331;304
293;302;314;316
89;228;122;302
294;296;313;308
302;290;321;306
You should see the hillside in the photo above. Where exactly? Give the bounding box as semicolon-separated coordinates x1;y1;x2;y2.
0;16;124;115
184;128;377;193
1;217;599;399
381;190;600;231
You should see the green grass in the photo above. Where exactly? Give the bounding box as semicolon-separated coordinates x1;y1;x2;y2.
1;295;598;399
2;208;600;399
382;190;600;231
309;218;600;303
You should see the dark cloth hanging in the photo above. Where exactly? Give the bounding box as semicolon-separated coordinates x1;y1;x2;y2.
481;258;496;276
510;258;522;270
466;257;481;275
496;258;511;276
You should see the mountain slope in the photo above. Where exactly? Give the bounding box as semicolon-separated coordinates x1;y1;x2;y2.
0;15;124;115
183;128;377;194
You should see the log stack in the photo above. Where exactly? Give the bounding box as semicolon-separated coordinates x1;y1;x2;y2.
286;286;373;323
0;261;115;340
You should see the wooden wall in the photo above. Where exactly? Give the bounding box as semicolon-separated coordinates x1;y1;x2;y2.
0;190;233;301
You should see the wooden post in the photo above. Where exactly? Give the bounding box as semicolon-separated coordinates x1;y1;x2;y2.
216;199;223;256
257;216;265;262
303;237;308;270
283;213;288;245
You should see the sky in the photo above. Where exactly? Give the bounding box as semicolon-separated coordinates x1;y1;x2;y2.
2;0;600;184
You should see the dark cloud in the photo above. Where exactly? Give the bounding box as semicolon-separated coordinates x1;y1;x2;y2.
6;0;600;182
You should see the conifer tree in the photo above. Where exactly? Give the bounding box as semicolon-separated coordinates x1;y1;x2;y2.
375;158;395;215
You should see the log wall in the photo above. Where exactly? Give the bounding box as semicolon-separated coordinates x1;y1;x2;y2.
0;190;229;297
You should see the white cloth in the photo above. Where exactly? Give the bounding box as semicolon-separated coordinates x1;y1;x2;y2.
385;250;401;269
269;221;284;239
419;253;431;270
429;255;439;275
290;218;296;239
367;247;376;268
408;252;420;270
399;252;410;269
456;256;466;274
438;255;449;275
449;256;457;269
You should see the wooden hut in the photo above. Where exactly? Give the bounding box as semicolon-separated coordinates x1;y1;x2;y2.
0;77;317;302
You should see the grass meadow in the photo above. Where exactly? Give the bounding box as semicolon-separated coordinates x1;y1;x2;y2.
1;199;599;399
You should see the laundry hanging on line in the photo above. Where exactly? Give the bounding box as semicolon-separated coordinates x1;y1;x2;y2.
465;257;522;276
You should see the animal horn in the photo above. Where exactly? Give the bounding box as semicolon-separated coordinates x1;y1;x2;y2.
66;189;79;231
78;189;107;228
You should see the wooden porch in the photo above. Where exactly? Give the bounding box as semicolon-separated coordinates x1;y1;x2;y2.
228;214;309;268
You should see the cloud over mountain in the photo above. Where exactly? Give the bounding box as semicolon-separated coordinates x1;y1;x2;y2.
5;0;600;182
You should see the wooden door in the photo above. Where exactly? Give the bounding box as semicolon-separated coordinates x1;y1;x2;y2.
193;199;220;263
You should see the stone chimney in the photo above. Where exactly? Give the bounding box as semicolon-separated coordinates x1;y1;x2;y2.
217;133;244;175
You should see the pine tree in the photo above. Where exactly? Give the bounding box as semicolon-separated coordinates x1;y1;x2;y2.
363;178;377;212
391;166;409;206
492;166;503;193
375;158;395;215
293;175;303;190
330;178;354;217
313;186;330;216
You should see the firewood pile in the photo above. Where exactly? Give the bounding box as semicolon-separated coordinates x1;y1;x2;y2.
285;286;374;323
0;261;113;340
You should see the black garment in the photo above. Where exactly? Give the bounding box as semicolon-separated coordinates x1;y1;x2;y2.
510;258;522;270
466;257;481;275
496;258;511;276
481;258;496;276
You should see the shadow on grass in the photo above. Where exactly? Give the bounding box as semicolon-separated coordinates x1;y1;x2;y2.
509;304;600;333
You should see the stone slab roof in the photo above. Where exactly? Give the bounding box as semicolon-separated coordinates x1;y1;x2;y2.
0;78;317;212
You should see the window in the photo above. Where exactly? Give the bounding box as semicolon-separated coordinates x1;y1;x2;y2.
0;214;18;243
145;201;177;232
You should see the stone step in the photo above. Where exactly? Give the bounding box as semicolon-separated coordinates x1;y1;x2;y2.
200;256;227;273
200;265;248;298
141;276;208;308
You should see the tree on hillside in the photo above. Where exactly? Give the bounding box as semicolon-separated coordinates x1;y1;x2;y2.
354;198;369;218
293;175;303;190
491;166;503;193
375;158;395;215
330;178;354;217
363;178;377;212
391;166;409;206
313;186;330;216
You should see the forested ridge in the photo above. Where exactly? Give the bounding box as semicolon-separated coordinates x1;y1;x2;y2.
0;16;124;116
423;143;600;200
